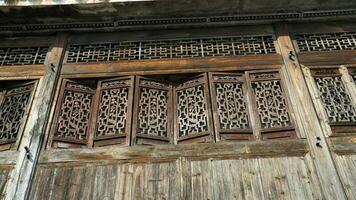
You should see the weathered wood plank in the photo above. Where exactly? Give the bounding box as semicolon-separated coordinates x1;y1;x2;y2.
4;33;68;200
39;139;308;164
61;54;282;77
29;161;179;200
0;65;45;79
327;136;356;155
298;51;356;66
334;154;356;200
275;23;347;200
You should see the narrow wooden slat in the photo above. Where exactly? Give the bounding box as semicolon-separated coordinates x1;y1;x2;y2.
327;136;356;155
0;65;44;79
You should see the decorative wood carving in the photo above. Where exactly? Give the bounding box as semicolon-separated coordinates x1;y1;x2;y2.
133;76;172;145
66;35;276;63
248;70;296;140
93;76;134;146
0;82;35;145
209;72;253;141
0;47;48;66
294;32;356;52
174;74;213;143
52;79;96;145
311;68;356;134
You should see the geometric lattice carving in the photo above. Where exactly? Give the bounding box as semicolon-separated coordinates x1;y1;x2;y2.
0;47;48;66
66;35;276;63
312;69;356;124
210;73;253;141
95;77;133;141
249;71;293;130
295;32;356;52
134;77;171;144
175;75;211;141
211;73;250;130
53;80;95;144
0;82;34;144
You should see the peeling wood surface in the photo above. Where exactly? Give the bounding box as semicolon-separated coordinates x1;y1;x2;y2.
40;139;308;164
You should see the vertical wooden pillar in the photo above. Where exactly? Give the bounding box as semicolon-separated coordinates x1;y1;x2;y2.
4;33;67;200
274;23;347;200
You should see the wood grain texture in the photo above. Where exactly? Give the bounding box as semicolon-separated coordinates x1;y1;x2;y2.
333;154;356;200
298;51;356;66
29;161;179;200
327;136;356;155
0;167;12;200
39;139;308;164
0;65;45;79
61;55;282;77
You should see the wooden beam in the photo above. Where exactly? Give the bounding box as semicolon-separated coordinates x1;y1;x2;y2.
275;23;347;200
39;139;308;164
4;33;67;200
0;65;45;80
61;54;282;77
298;51;356;66
327;136;356;155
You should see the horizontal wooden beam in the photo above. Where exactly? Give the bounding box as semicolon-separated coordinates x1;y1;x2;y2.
298;50;356;66
39;139;308;164
327;135;356;155
0;151;19;165
61;54;282;77
0;65;45;80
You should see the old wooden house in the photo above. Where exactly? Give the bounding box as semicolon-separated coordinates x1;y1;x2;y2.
0;0;355;199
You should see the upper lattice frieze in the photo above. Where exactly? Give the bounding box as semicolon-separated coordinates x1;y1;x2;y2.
294;32;356;52
66;35;276;63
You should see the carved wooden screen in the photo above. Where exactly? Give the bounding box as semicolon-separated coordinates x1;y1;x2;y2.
173;74;214;144
51;79;96;148
92;76;134;147
132;76;172;145
311;68;356;135
247;70;296;140
0;46;48;66
0;82;36;148
209;72;253;141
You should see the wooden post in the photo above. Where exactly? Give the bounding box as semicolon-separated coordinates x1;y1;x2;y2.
274;23;347;200
4;33;67;200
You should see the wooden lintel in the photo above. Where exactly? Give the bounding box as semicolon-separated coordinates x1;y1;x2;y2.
61;54;282;77
298;50;356;66
0;65;45;79
327;136;356;155
39;139;308;164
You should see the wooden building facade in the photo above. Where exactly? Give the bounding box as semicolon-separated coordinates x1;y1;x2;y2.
0;1;356;199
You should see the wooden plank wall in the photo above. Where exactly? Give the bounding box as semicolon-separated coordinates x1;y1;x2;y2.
28;154;326;200
0;167;12;199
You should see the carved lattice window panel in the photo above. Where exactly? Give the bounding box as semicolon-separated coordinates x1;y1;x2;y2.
0;46;48;66
0;82;35;147
247;70;296;140
66;35;276;63
132;77;172;145
294;32;356;52
174;74;214;143
209;72;253;141
51;79;96;146
311;68;356;135
93;77;134;146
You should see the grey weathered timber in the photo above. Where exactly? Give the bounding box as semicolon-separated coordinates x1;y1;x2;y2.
4;33;67;200
275;23;347;200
